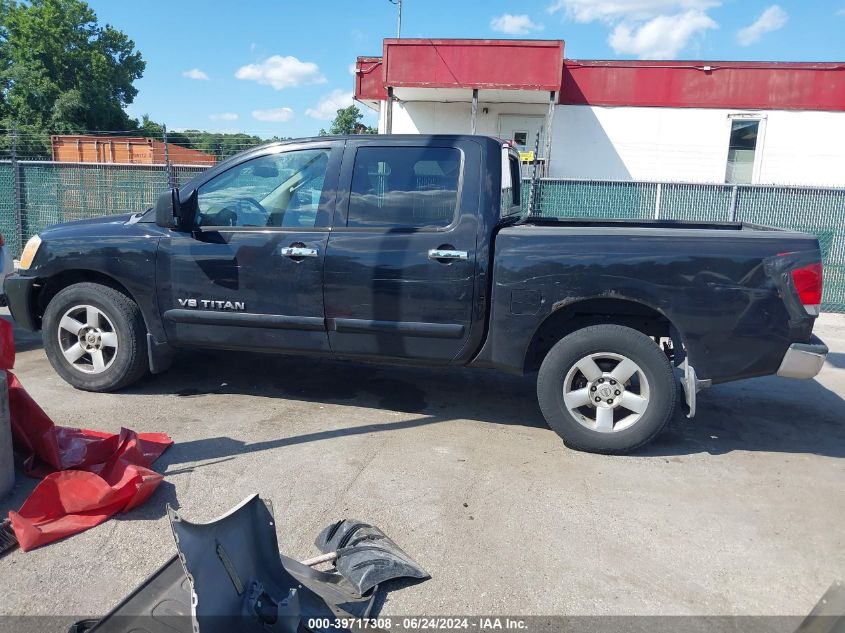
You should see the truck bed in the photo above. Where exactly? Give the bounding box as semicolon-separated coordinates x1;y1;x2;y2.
478;218;822;383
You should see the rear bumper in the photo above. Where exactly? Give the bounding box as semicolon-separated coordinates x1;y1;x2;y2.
3;274;39;331
777;336;828;379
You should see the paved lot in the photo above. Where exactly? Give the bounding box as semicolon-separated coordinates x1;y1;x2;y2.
1;310;843;627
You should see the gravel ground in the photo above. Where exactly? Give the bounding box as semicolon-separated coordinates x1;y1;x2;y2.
0;310;843;628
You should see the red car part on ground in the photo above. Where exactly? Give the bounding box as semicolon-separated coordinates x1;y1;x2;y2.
1;318;171;551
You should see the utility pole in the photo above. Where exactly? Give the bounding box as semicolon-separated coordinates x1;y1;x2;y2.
388;0;402;38
384;0;402;135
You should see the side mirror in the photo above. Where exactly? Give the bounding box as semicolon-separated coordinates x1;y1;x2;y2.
155;188;194;230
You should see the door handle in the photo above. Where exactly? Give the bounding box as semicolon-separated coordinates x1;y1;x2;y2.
281;246;319;258
428;248;468;261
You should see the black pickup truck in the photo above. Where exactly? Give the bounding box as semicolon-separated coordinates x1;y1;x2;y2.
4;135;828;453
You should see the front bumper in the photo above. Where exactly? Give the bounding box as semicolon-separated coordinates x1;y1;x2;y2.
3;274;39;331
777;336;828;379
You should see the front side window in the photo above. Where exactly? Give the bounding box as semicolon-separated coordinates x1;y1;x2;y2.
347;146;461;228
725;119;760;184
197;149;330;228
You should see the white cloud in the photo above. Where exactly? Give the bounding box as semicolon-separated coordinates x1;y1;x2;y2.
182;68;209;80
251;107;295;122
209;112;238;121
736;5;788;46
547;0;718;22
609;10;717;58
348;63;357;75
490;14;545;35
306;89;354;121
548;0;719;58
235;55;326;90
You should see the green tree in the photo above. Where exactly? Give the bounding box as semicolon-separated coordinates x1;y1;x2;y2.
134;117;288;161
319;104;377;136
0;0;145;155
173;129;270;160
136;114;193;149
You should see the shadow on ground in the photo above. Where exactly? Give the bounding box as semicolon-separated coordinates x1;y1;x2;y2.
0;466;38;520
2;315;42;353
826;352;845;369
8;316;845;476
124;347;845;465
644;375;845;457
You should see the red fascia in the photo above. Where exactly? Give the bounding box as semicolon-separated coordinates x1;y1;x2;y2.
561;59;845;111
381;39;564;91
354;43;845;112
355;56;387;101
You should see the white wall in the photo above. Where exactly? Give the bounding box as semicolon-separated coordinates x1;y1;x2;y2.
379;100;845;186
551;105;845;186
380;100;548;137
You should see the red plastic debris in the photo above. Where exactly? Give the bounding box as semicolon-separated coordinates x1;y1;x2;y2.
1;319;172;551
0;315;13;370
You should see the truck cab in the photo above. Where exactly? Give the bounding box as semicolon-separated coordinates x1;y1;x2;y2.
152;135;514;363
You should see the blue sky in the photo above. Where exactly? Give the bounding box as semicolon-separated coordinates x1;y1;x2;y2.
87;0;845;138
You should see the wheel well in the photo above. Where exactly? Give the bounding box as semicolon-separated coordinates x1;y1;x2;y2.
35;270;138;326
524;298;676;373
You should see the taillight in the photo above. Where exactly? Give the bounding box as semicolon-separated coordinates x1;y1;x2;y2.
791;262;823;313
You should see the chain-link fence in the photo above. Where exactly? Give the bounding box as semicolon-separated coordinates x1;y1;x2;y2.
524;179;845;312
0;160;207;256
0;157;842;312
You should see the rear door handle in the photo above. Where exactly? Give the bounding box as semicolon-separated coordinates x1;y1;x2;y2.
428;249;468;261
281;246;319;258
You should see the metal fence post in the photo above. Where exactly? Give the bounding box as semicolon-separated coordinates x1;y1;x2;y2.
729;185;738;222
543;90;556;173
162;124;175;189
10;123;24;255
654;182;662;219
528;132;542;216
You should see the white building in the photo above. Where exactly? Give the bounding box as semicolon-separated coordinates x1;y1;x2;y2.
354;40;845;186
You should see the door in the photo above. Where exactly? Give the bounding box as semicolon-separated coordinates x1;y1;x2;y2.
157;143;341;352
498;115;546;158
323;139;480;362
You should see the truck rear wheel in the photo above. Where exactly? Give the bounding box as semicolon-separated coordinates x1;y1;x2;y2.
537;324;677;454
42;282;148;392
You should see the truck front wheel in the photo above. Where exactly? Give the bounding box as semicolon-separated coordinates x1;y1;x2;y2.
42;282;149;392
537;324;677;454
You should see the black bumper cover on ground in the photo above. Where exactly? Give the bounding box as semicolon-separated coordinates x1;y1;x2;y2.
76;495;428;633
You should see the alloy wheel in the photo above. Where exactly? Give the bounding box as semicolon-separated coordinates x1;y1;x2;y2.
562;352;651;433
57;304;119;374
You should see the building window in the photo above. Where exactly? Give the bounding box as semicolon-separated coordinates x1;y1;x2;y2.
512;131;528;149
725;119;760;184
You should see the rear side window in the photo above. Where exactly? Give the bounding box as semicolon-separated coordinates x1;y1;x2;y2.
347;146;461;228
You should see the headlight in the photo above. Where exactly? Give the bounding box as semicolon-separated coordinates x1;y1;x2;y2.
18;235;42;270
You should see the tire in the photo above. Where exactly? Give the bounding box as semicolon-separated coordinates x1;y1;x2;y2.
42;282;148;392
537;324;677;454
